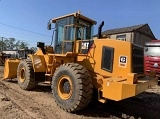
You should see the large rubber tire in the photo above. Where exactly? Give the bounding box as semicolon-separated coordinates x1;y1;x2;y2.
51;63;93;112
17;59;36;90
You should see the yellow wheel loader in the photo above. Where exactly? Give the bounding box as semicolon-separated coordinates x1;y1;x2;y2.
3;11;158;112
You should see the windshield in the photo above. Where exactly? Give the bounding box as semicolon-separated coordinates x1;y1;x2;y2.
144;47;160;57
75;18;93;40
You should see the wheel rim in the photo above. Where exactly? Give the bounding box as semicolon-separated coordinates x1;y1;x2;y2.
20;68;25;82
57;75;72;100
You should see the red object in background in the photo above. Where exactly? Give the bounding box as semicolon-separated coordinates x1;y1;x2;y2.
151;40;160;42
144;40;160;79
144;56;160;78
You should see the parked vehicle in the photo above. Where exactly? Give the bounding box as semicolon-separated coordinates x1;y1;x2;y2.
144;40;160;79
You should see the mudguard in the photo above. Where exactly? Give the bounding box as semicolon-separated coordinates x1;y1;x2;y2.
28;54;46;72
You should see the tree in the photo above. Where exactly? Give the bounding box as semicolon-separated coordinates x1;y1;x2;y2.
30;47;37;52
15;40;21;50
0;38;6;51
0;37;31;51
4;38;16;50
18;41;28;49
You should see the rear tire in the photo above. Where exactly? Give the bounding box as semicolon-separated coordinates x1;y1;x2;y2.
52;63;93;112
17;59;36;90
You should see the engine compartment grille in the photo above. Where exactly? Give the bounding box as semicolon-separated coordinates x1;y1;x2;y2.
132;44;144;73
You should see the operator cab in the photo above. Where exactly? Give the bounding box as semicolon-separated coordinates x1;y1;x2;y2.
48;11;96;54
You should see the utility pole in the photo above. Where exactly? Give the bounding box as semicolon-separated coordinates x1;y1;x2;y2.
1;37;3;52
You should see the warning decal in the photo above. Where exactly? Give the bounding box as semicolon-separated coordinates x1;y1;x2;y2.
119;56;127;68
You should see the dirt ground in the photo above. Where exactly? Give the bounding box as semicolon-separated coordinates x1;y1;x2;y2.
0;66;160;119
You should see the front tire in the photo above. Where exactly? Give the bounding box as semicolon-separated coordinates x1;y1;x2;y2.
52;63;93;112
17;59;36;90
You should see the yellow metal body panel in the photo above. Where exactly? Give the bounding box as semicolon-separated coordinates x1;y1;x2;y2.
3;59;20;79
30;55;46;72
29;48;54;72
30;48;76;73
77;39;132;78
77;39;133;89
102;76;157;101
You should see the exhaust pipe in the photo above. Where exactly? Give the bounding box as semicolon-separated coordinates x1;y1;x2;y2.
98;21;104;39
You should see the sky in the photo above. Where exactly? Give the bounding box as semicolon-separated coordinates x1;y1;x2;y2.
0;0;160;48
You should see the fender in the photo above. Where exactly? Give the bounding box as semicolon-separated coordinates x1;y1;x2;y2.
28;54;46;82
28;54;46;72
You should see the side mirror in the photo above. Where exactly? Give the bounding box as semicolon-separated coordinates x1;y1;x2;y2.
47;22;51;30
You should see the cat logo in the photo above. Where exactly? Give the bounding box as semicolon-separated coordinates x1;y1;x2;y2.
119;56;127;68
81;42;89;49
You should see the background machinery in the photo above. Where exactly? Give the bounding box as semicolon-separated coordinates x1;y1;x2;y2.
16;49;34;59
3;11;158;112
0;49;34;66
0;52;11;65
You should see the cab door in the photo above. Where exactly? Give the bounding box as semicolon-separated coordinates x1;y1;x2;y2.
54;17;74;54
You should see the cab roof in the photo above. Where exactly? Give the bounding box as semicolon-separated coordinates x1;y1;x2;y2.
51;11;97;25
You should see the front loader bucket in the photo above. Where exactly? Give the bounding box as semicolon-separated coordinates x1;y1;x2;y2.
3;59;20;80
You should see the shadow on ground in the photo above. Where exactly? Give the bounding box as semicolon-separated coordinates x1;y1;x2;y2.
76;92;160;119
32;85;52;93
